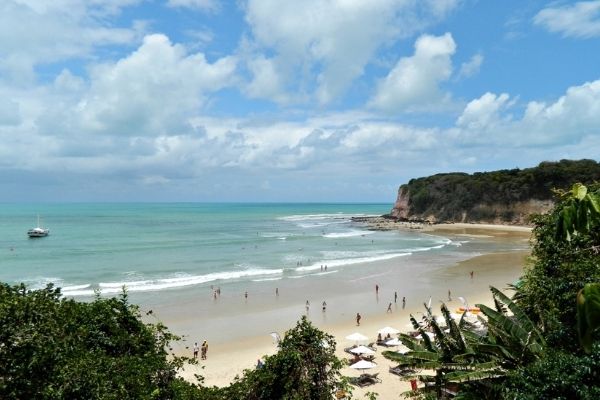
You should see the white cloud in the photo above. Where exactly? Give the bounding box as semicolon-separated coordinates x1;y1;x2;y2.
534;1;600;38
166;0;219;12
369;33;456;112
0;0;143;84
244;55;290;103
457;92;512;131
74;34;237;137
0;99;21;126
520;79;600;144
242;0;461;105
455;79;600;147
457;53;483;79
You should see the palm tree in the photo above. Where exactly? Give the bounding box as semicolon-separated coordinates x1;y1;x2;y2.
384;286;546;398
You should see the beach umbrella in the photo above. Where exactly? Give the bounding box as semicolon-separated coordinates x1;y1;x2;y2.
345;332;368;342
396;345;411;355
350;345;375;355
349;360;377;370
385;338;403;346
416;332;435;341
377;326;400;335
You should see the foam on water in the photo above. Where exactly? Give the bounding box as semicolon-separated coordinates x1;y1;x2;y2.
295;251;411;272
322;230;374;238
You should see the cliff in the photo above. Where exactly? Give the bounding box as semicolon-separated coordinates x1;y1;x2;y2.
389;159;600;225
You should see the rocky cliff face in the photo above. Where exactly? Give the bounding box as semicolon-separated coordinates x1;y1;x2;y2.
389;185;554;225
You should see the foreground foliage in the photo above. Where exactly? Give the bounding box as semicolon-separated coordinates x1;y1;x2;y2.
0;285;346;400
0;284;196;399
219;316;347;400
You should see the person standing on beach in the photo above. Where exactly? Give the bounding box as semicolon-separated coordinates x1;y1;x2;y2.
470;271;474;279
322;301;327;312
306;300;310;312
387;302;392;313
201;340;208;360
394;291;398;303
375;284;379;294
245;291;248;300
402;296;406;309
356;312;361;326
448;290;452;301
193;342;199;359
275;287;279;296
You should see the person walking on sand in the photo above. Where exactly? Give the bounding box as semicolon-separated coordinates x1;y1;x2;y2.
387;302;392;313
193;342;199;359
201;340;208;360
356;312;361;326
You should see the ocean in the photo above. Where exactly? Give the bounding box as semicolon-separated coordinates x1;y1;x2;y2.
1;202;531;342
0;203;525;298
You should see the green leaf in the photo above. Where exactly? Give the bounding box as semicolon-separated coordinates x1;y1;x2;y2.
572;182;588;200
577;283;600;353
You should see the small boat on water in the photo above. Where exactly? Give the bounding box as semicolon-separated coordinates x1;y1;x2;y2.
27;216;49;238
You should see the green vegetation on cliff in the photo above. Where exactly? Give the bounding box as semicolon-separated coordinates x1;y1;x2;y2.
398;159;600;223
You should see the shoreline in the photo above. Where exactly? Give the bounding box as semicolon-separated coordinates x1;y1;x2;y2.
168;223;531;396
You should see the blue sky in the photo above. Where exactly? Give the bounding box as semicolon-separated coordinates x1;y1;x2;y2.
1;0;600;202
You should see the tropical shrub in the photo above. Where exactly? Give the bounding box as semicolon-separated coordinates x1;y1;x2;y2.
0;283;196;400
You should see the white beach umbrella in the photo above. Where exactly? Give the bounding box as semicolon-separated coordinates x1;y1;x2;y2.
416;332;435;341
377;326;400;335
345;332;368;342
449;312;462;320
349;360;377;370
350;345;375;355
385;338;403;346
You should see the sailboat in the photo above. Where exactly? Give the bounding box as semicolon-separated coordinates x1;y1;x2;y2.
27;215;49;238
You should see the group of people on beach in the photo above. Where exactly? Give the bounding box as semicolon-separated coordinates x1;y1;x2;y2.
305;300;328;312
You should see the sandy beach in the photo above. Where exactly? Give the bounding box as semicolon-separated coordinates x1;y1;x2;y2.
152;223;533;398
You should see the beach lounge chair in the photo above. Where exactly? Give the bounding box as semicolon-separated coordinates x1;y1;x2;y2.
344;345;358;354
360;354;375;362
389;365;416;376
355;373;381;387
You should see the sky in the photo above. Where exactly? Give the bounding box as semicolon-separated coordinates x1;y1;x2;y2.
1;0;600;202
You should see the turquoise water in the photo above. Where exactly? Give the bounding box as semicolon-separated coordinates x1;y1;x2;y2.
0;203;513;298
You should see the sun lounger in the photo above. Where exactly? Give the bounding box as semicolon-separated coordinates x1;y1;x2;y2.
347;373;381;387
389;365;417;376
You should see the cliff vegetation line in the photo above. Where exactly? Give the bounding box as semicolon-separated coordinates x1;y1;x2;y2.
390;159;600;224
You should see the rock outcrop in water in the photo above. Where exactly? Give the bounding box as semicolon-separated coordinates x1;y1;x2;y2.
388;159;600;225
